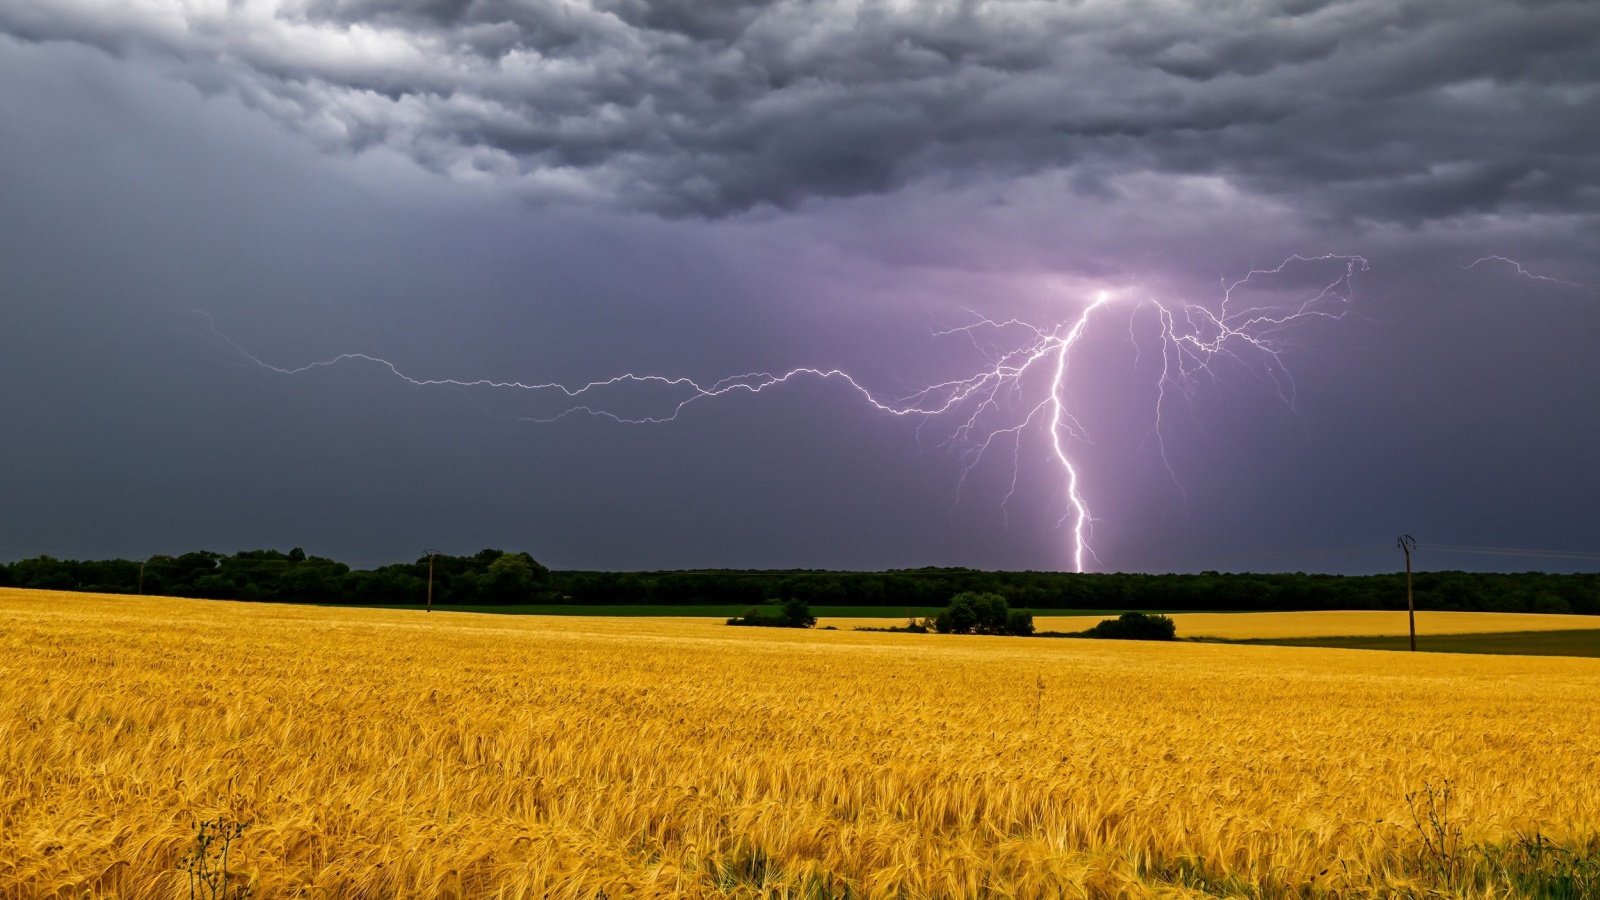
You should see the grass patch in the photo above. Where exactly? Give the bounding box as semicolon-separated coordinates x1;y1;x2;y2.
1141;783;1600;897
1403;781;1600;898
1215;629;1600;658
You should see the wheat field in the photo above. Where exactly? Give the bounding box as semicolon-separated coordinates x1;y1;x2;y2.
3;588;1598;897
828;609;1600;638
1150;610;1600;640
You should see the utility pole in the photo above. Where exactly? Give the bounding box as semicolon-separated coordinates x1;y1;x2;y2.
1397;534;1417;652
138;559;146;595
424;549;441;612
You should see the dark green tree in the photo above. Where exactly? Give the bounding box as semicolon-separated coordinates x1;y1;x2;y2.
1005;609;1035;636
937;592;1014;634
1080;612;1177;641
935;593;980;634
971;593;1010;634
780;598;816;628
483;552;540;604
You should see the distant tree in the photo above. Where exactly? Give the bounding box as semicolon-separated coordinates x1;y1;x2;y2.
11;546;1600;622
781;598;817;628
192;573;235;599
1532;593;1572;615
1005;609;1035;636
936;592;1020;635
935;593;980;634
616;575;648;603
972;593;1010;634
343;566;424;605
13;556;74;590
283;564;342;601
483;553;539;604
726;599;814;628
1079;612;1177;641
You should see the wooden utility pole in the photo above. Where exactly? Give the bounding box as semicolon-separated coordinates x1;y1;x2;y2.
1397;534;1417;651
424;549;441;612
138;560;146;595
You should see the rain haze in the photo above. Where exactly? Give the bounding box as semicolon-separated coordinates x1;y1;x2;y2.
2;0;1598;573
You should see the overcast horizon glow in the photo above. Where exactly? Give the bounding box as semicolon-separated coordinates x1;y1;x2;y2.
2;1;1598;574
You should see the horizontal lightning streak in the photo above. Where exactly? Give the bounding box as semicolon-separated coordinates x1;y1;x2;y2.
196;254;1369;572
1464;256;1598;296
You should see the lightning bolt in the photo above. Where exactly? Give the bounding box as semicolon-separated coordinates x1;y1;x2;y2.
196;254;1367;572
1464;255;1598;296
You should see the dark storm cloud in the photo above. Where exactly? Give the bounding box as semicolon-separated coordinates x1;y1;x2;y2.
2;4;1600;575
4;0;1597;220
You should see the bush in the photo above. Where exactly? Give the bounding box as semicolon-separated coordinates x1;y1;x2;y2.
936;592;1029;636
1005;609;1035;636
855;616;935;635
726;600;815;628
781;598;817;628
1079;612;1177;641
972;593;1010;634
935;593;980;633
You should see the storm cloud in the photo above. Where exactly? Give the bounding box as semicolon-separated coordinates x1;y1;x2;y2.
6;0;1598;220
2;2;1598;573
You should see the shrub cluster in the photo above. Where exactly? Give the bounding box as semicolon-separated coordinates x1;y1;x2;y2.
726;599;816;628
1077;611;1177;641
934;592;1034;636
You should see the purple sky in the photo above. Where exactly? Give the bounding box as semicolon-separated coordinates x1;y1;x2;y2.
2;1;1598;573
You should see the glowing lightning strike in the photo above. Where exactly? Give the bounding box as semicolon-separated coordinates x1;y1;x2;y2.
196;254;1368;572
1463;255;1599;296
1050;290;1113;573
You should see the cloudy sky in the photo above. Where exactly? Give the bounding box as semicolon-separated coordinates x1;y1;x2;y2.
3;0;1598;573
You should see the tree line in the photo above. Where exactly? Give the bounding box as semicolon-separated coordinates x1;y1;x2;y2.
2;550;1598;615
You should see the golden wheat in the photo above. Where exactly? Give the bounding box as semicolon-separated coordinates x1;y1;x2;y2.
2;588;1598;898
1146;609;1600;640
830;609;1600;638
